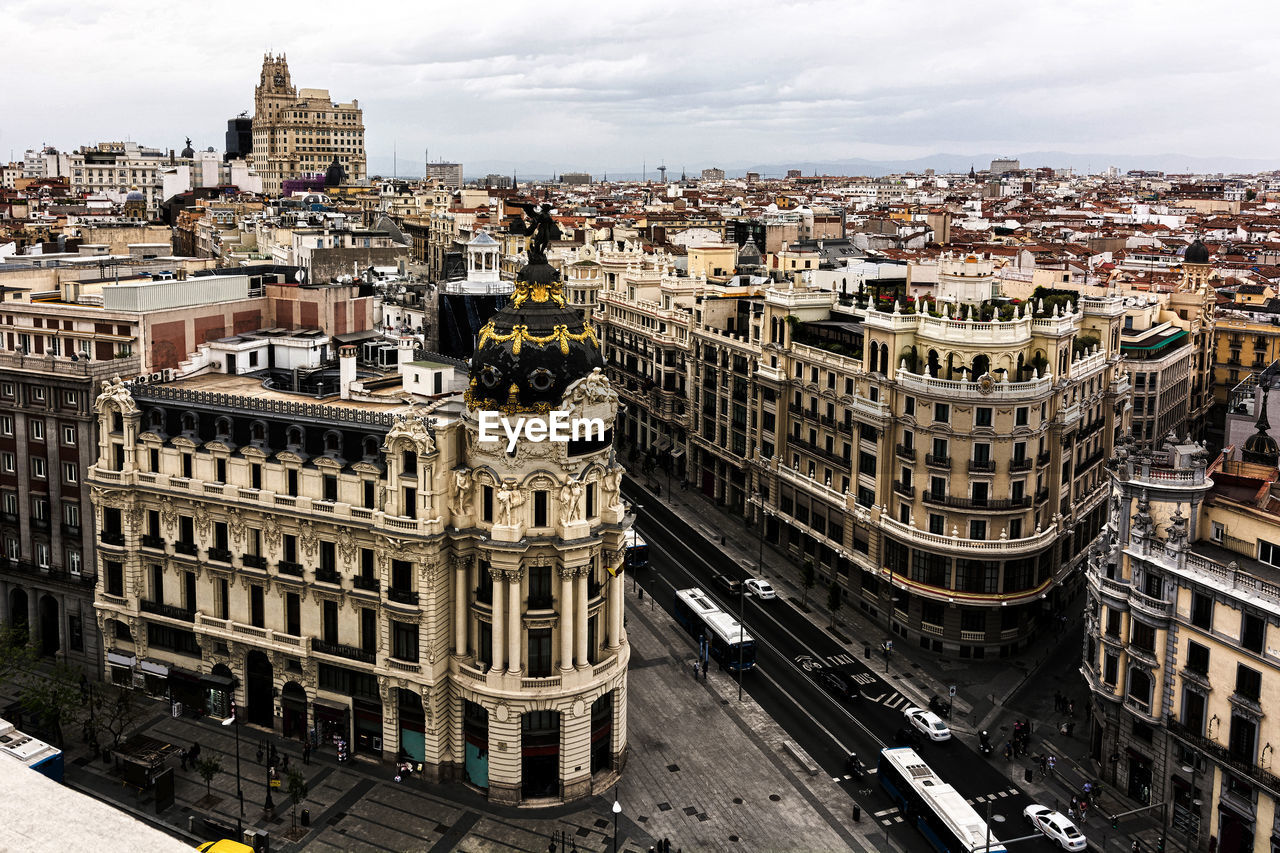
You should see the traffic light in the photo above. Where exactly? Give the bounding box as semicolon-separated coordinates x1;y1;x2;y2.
1156;838;1165;853
1112;816;1119;830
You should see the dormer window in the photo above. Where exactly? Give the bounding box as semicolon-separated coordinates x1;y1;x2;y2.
250;421;266;444
181;412;198;435
323;431;341;455
286;426;304;450
215;417;232;440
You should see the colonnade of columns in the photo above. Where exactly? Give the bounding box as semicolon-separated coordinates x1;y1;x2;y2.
448;555;626;672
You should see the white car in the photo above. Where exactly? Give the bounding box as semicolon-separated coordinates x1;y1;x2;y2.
1023;804;1086;851
903;706;951;742
744;578;776;600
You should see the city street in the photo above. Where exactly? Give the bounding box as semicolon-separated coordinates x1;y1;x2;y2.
627;484;1063;853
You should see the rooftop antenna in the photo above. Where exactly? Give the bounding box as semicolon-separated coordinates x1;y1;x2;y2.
393;141;397;179
643;160;646;182
657;163;667;183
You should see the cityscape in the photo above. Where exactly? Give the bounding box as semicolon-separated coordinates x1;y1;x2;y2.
3;6;1280;853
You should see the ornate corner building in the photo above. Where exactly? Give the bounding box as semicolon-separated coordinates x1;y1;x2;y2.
85;255;629;803
1084;424;1280;851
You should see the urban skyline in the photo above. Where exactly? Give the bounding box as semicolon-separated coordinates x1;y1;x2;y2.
6;0;1280;176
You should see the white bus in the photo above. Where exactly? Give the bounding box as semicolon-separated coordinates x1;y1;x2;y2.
878;746;1006;853
673;588;756;672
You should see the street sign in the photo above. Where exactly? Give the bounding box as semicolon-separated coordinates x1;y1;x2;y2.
949;685;956;698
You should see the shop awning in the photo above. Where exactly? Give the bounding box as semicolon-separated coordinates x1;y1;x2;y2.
139;660;169;677
107;651;137;667
313;696;349;713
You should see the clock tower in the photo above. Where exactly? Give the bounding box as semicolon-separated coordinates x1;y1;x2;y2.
250;53;366;195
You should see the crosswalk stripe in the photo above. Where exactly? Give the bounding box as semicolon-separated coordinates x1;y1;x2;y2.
884;692;905;710
874;809;896;817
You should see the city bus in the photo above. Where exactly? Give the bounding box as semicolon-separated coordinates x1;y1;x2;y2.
624;529;649;571
878;746;1007;853
673;588;757;672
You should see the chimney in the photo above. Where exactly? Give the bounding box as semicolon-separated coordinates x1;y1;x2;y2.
397;335;415;374
339;345;357;400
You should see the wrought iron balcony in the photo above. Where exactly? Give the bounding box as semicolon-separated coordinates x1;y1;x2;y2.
388;587;419;605
313;639;375;664
207;547;233;563
174;541;198;556
1010;457;1033;472
1168;717;1280;794
277;560;304;577
100;531;125;546
968;459;995;473
352;574;380;592
141;599;195;621
895;443;915;460
242;554;267;569
315;567;341;585
925;453;951;469
893;481;915;498
140;535;165;550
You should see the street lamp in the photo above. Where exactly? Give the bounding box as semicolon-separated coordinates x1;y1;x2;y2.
612;799;622;853
982;804;1005;853
221;706;244;835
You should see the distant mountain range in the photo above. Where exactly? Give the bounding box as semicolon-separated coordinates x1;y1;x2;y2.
368;151;1280;182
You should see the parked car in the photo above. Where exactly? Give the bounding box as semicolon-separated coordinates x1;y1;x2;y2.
814;670;858;700
714;574;744;596
903;706;952;742
1022;804;1087;851
893;726;922;748
744;578;776;600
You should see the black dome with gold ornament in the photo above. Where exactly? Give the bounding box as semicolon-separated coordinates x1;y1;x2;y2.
465;247;603;416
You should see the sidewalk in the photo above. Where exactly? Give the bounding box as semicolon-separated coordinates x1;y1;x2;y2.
636;480;1171;852
3;570;878;852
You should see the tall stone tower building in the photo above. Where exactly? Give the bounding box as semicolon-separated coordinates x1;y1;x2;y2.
460;227;630;803
252;53;366;195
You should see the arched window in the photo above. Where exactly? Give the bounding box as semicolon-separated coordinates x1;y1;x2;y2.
215;417;232;439
250;420;267;444
286;426;303;450
323;430;341;455
362;436;380;460
181;411;198;434
880;343;889;372
868;344;878;373
148;409;164;431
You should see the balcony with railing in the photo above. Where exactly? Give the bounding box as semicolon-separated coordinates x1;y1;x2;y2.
968;459;995;474
921;492;1031;511
925;453;951;469
208;547;233;564
878;514;1058;556
140;535;165;550
174;541;198;556
313;639;376;665
277;560;304;577
100;530;124;546
242;554;267;569
1168;717;1280;795
352;574;380;593
388;587;419;606
141;599;195;621
315;567;341;585
893;481;914;498
895;443;915;461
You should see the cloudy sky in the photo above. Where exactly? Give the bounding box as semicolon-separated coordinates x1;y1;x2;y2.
5;0;1279;175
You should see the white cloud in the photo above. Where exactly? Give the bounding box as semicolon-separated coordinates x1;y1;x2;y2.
2;0;1279;172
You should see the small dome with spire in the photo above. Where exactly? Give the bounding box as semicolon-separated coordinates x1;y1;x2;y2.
1184;238;1210;265
1243;387;1280;468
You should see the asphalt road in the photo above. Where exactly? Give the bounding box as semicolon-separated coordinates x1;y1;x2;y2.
627;488;1063;853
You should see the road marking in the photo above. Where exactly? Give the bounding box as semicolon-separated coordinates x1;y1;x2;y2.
827;653;854;666
866;693;886;703
852;673;876;685
884;692;906;710
643;526;887;753
874;809;895;817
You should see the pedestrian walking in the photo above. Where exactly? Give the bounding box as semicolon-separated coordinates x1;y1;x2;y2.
180;748;188;771
691;659;699;679
282;753;290;772
1068;699;1076;718
188;742;201;767
1047;755;1056;774
303;740;312;765
256;745;264;765
1067;806;1075;822
700;659;708;681
1054;691;1063;712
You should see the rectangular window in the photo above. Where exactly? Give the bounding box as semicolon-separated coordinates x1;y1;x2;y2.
1190;592;1213;629
1186;641;1209;675
285;592;300;636
904;397;915;417
32;457;46;479
361;608;376;652
63;462;77;483
1131;620;1156;652
363;479;375;509
181;453;192;478
534;490;548;527
250;585;264;628
928;513;945;535
106;560;124;596
62;425;75;445
975;407;992;427
528;628;553;677
392;621;419;662
0;416;11;435
1236;664;1262;702
286;468;298;496
934;403;950;423
218;578;229;620
215;458;226;483
482;485;494;522
1242;612;1265;654
1015;406;1029;426
529;563;553;609
968;520;986;541
30;420;43;441
322;600;338;644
